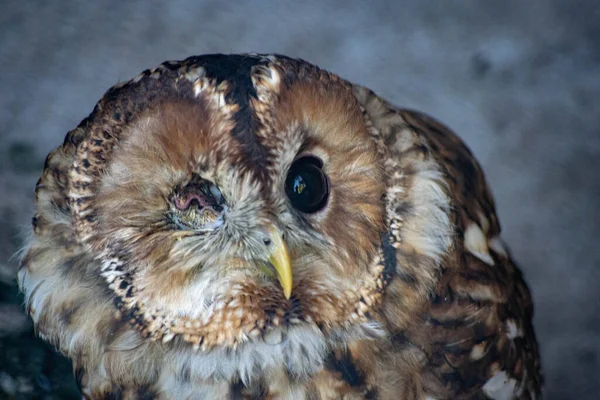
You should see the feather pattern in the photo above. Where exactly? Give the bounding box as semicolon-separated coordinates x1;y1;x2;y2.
19;54;541;399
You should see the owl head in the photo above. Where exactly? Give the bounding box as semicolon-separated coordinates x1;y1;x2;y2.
40;54;390;351
18;53;542;398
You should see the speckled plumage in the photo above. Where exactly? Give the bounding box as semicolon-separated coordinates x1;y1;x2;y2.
18;54;542;399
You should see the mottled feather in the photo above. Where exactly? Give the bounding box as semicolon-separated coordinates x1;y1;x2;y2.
19;54;541;399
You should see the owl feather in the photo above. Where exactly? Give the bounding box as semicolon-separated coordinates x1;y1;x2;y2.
19;54;541;399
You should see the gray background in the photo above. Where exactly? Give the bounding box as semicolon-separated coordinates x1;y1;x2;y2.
1;1;599;398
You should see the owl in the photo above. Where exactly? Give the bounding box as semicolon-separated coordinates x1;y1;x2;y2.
18;54;542;399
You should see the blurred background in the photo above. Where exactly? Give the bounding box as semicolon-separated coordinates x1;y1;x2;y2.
1;1;599;398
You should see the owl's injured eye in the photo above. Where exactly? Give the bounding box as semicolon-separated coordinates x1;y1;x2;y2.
169;174;226;231
285;156;329;213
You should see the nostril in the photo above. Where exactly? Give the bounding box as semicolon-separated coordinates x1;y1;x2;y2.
263;237;272;246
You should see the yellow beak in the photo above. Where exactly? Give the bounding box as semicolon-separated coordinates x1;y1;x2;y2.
266;227;293;299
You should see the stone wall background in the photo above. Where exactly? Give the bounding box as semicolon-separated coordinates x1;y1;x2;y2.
1;1;599;398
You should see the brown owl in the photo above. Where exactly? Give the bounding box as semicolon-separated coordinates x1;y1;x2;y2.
18;54;542;399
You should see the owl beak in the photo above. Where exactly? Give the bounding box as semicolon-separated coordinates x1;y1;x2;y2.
265;227;293;299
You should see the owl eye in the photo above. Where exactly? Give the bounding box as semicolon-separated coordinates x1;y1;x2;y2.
285;156;329;213
169;176;226;231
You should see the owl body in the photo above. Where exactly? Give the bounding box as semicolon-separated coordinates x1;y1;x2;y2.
18;54;541;399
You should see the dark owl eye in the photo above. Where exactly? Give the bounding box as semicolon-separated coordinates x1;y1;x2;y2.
285;156;329;213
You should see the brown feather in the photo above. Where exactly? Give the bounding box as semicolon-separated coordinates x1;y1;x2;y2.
19;54;541;399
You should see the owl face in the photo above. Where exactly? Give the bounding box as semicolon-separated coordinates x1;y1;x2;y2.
71;55;386;348
19;54;542;398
